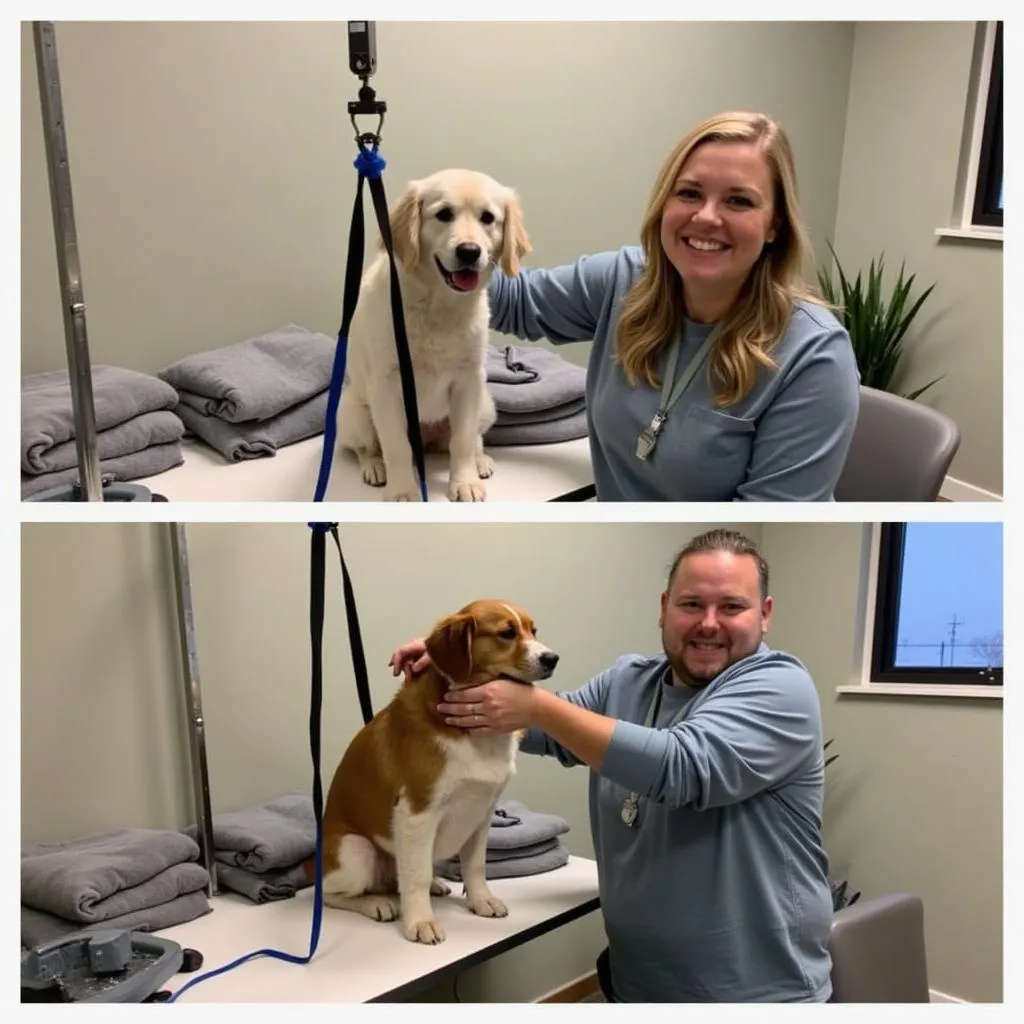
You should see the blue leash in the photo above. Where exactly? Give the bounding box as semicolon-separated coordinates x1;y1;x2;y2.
169;94;419;1008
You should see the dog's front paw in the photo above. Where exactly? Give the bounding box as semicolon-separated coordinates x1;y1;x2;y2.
430;878;452;897
449;480;487;502
358;455;387;488
363;895;401;922
467;895;508;918
475;453;495;479
404;917;446;944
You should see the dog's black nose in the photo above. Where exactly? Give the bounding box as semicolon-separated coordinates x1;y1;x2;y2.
540;651;560;670
455;243;482;266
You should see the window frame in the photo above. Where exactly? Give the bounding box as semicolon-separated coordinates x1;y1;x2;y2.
969;20;1003;229
839;524;1003;701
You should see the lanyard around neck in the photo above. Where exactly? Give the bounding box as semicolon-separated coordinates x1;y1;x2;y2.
656;323;720;419
641;672;693;732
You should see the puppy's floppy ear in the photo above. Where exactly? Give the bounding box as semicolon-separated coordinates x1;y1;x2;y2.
388;181;421;270
499;188;532;277
425;613;476;686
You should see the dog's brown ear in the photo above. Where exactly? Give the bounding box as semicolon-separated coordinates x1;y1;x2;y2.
388;182;421;269
425;613;476;686
499;189;532;277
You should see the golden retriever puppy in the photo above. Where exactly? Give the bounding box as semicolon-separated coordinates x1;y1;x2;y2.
335;168;531;502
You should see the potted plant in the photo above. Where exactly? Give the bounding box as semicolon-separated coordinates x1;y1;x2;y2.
816;243;942;401
824;738;861;912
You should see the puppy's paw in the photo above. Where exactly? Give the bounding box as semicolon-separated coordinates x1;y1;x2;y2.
404;917;446;944
384;479;423;501
475;453;495;479
430;878;452;897
467;895;508;918
363;895;401;922
449;480;487;502
358;455;387;488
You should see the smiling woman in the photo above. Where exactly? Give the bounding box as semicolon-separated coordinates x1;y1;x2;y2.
487;110;861;502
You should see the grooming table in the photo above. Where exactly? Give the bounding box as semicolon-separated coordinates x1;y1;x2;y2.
157;855;601;1002
129;435;595;502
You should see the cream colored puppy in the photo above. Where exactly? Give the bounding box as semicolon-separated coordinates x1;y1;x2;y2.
336;168;531;502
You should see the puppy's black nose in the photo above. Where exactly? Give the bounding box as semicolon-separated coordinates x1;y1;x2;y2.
455;243;481;266
540;652;560;670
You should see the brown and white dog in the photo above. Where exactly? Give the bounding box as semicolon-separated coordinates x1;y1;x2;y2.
309;599;558;944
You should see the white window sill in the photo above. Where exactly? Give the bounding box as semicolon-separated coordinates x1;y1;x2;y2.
837;683;1002;700
934;226;1003;244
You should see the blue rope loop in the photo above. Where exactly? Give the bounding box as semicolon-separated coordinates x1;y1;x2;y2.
307;521;337;533
354;145;386;180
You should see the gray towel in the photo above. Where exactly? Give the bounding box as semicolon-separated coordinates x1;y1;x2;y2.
491;807;522;828
21;441;184;498
484;800;571;851
158;324;336;424
21;891;212;949
214;861;312;905
188;793;316;873
436;841;570;882
175;390;327;462
21;828;208;925
21;366;180;473
22;409;185;477
484;407;589;446
485;345;586;415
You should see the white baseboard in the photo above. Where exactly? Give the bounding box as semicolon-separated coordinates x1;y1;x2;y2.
930;989;968;1003
939;475;1002;501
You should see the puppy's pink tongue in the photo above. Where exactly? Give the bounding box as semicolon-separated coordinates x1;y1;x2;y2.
452;270;479;291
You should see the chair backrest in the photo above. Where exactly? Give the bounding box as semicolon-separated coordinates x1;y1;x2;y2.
829;893;930;1002
834;386;961;501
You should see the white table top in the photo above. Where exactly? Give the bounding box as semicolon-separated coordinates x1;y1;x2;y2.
158;856;601;1002
132;436;594;503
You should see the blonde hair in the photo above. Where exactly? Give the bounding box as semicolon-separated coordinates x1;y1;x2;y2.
616;111;824;406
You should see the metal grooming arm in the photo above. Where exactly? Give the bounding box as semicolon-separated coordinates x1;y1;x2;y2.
32;22;102;501
168;525;218;896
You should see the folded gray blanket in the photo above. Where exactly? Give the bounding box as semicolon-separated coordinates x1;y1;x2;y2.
485;800;570;850
484;407;589;446
21;891;212;949
23;409;185;477
22;366;180;473
175;390;327;462
21;440;184;498
436;840;570;882
214;861;312;905
21;828;209;924
159;324;336;424
485;345;586;415
187;793;317;873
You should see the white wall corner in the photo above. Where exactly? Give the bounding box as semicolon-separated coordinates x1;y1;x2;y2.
940;475;1003;502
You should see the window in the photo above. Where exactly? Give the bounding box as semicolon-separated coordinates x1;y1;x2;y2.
970;21;1002;229
869;523;1002;689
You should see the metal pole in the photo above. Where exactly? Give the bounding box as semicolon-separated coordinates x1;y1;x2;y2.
33;21;102;501
168;524;218;895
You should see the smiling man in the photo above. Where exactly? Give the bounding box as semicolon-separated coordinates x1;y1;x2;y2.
391;528;834;1003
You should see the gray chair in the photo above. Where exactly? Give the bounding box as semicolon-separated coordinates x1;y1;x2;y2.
829;893;930;1002
834;386;961;501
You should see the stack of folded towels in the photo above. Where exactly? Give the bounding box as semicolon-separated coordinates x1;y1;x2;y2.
158;324;336;463
483;344;589;446
187;792;317;905
20;366;185;499
435;798;572;882
21;828;212;949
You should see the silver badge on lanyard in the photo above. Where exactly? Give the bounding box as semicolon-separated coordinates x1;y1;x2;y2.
635;412;666;461
621;794;639;827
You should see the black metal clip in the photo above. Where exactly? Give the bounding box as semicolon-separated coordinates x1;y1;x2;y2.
348;81;386;148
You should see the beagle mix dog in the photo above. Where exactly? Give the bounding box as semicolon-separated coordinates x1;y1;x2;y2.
310;600;559;944
335;168;532;502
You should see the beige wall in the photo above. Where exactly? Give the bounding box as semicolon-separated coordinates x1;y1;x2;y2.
20;519;745;1002
21;20;854;379
833;22;1003;495
761;522;1003;1003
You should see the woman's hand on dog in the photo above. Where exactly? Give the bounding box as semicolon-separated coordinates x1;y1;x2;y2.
437;679;537;734
389;637;431;683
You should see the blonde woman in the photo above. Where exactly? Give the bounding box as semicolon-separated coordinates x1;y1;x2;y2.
489;111;860;502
